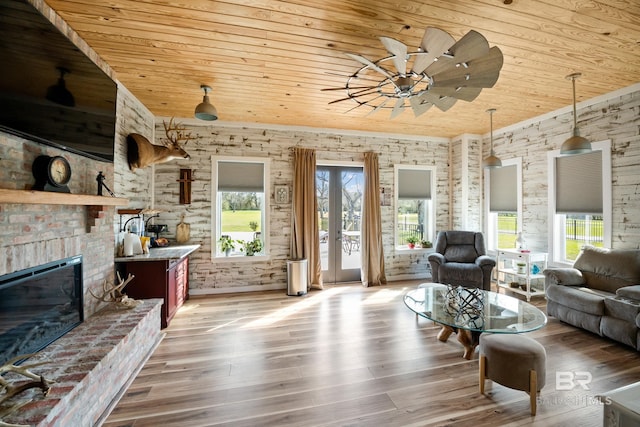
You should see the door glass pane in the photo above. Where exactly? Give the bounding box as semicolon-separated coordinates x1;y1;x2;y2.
316;166;362;283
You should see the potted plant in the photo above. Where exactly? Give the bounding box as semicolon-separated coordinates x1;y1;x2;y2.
242;238;263;256
405;236;419;249
218;235;237;256
516;262;527;274
420;240;433;249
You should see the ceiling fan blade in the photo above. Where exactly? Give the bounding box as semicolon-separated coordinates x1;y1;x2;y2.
379;36;407;75
411;27;456;74
328;88;381;104
425;30;491;77
430;46;504;88
321;86;375;91
345;53;393;79
427;86;482;102
365;98;389;117
390;98;405;119
418;92;458;112
409;95;433;117
433;96;457;112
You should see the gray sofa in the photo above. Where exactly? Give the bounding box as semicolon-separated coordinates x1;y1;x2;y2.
544;246;640;351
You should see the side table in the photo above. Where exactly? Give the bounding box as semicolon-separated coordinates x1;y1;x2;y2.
495;249;547;301
598;381;640;427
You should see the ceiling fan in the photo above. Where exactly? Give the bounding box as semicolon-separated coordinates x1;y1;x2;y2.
326;27;504;118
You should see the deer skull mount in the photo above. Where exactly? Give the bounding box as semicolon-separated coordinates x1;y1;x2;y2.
127;118;194;171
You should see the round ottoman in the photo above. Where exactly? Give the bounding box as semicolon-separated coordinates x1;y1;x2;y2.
479;333;546;415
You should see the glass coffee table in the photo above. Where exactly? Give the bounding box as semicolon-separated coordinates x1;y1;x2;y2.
404;283;547;359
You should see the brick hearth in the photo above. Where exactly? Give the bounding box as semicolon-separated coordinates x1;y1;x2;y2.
1;299;163;427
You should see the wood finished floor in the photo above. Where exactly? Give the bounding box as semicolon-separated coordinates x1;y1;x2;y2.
104;281;640;427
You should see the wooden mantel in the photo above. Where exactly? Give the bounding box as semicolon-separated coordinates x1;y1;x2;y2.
0;188;128;206
0;189;128;226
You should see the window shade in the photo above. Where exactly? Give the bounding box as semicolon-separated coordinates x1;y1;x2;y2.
489;164;517;212
218;161;264;192
398;169;431;199
556;151;602;214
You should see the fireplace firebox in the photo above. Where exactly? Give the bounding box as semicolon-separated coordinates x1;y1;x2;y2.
0;256;83;366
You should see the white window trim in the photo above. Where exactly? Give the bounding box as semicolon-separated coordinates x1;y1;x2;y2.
483;157;522;251
394;164;437;252
211;155;271;262
546;140;612;266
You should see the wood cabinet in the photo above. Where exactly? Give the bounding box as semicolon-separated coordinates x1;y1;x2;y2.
117;257;189;328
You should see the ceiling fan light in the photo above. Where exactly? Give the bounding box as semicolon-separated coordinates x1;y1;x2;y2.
46;67;75;107
194;85;218;121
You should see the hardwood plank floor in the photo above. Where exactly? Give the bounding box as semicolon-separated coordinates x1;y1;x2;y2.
104;281;640;427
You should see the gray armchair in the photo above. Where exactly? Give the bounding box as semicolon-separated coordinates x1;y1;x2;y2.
427;231;496;290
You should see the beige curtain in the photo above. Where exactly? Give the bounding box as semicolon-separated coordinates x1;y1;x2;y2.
361;151;386;287
291;148;323;290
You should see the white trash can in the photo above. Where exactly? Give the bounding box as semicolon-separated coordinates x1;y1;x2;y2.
287;259;308;296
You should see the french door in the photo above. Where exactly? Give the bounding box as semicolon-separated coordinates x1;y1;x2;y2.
316;165;363;283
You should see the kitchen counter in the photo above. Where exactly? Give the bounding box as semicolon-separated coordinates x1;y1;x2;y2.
115;244;200;328
115;244;200;263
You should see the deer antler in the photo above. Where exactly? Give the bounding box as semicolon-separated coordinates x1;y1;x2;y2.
0;354;53;419
163;117;196;147
89;272;141;309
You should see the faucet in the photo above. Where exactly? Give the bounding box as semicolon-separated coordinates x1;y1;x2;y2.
122;216;142;234
145;214;160;232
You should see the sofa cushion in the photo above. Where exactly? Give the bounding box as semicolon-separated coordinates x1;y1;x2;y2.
604;296;640;323
573;246;640;293
546;284;610;316
543;268;585;286
601;316;639;350
617;285;640;300
439;262;483;284
546;300;601;335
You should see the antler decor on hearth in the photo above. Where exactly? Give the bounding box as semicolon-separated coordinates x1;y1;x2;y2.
90;272;141;309
0;355;52;427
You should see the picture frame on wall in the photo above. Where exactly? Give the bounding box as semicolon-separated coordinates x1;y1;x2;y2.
275;185;289;204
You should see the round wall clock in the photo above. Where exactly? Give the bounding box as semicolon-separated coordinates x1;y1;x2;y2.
32;155;72;193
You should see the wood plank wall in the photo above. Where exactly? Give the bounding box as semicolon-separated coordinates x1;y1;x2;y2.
151;126;450;293
151;88;639;294
483;89;640;253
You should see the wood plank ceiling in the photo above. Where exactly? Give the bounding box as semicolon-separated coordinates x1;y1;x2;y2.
44;0;640;138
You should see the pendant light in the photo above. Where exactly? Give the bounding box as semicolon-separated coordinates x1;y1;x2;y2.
560;73;591;155
46;67;75;107
194;85;218;121
482;108;502;169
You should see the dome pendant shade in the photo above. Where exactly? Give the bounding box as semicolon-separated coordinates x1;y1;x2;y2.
483;152;502;169
561;133;591;155
194;85;218;121
46;67;75;107
482;108;502;169
560;73;591;155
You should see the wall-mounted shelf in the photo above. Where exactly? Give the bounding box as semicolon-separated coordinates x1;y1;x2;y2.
0;189;128;206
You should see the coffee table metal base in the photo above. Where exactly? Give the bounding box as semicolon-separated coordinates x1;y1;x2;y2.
436;325;481;359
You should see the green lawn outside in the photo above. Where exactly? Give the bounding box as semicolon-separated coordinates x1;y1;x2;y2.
221;210;261;232
248;207;600;259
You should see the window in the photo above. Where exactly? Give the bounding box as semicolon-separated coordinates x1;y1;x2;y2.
484;158;522;251
395;165;436;249
547;141;611;263
212;156;270;259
